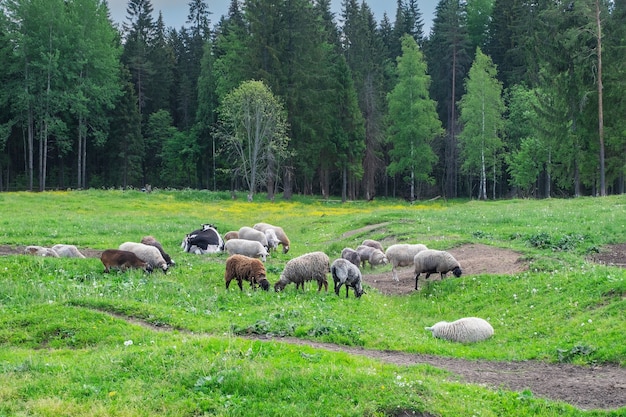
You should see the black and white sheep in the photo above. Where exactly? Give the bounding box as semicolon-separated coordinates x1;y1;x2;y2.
181;224;224;254
361;239;384;252
413;249;462;290
24;246;59;257
51;244;86;258
119;242;169;272
100;249;153;273
225;254;270;291
224;239;269;262
274;251;330;292
331;258;365;298
238;226;269;249
341;247;361;268
385;243;429;281
425;317;494;343
141;236;175;266
356;245;388;269
253;222;290;254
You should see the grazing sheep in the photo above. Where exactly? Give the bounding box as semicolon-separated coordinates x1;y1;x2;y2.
225;239;269;262
425;317;494;343
181;224;224;254
24;246;59;257
119;242;169;272
238;226;269;249
51;244;86;258
385;243;429;281
356;245;388;269
274;251;329;292
413;249;462;290
331;258;365;298
141;236;175;266
224;231;239;241
361;239;384;252
225;254;270;291
264;229;280;252
253;222;290;253
341;247;361;268
100;249;153;273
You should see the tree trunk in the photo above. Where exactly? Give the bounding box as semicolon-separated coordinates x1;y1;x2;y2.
480;148;486;200
342;165;347;203
283;165;293;200
595;0;606;196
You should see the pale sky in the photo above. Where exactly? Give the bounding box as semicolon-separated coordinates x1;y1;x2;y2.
107;0;437;35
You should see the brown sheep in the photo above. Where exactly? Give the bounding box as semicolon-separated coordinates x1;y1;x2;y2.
224;231;239;241
100;249;153;273
253;222;291;254
225;254;270;291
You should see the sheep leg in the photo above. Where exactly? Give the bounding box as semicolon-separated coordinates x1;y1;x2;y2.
414;273;420;290
237;279;244;291
335;282;342;296
392;267;399;282
345;285;350;298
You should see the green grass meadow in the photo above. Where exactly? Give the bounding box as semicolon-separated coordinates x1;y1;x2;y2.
0;190;624;416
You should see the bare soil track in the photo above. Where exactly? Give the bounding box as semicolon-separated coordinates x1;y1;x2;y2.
3;242;626;410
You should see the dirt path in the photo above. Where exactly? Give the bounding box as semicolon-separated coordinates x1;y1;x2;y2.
5;242;626;410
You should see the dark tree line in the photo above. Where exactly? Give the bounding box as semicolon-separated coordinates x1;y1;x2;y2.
0;0;624;199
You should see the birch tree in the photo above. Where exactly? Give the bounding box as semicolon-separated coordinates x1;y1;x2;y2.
458;47;504;199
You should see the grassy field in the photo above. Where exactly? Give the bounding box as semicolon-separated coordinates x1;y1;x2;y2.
0;190;624;416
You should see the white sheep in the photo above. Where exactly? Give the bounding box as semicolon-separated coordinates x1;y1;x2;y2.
140;236;175;266
238;226;269;249
385;243;429;281
24;246;59;257
361;239;384;252
51;244;86;258
119;242;169;272
425;317;494;343
331;258;365;298
341;247;361;268
356;245;388;269
264;229;280;252
274;251;329;292
413;249;462;290
224;239;269;262
253;222;290;253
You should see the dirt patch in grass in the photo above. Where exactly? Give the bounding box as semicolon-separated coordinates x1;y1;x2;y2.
4;242;626;411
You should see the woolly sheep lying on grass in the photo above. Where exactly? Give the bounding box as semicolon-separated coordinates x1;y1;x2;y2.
413;249;461;290
24;246;59;257
253;222;290;253
331;258;364;298
119;242;169;272
341;247;361;268
425;317;494;343
225;239;269;262
274;251;329;292
356;245;388;269
238;226;269;249
51;244;86;258
141;236;174;266
100;249;153;274
385;243;428;281
225;254;270;291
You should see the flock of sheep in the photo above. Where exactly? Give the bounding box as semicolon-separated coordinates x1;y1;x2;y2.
23;222;495;343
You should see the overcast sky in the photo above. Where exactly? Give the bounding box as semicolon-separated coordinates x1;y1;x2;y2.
107;0;438;35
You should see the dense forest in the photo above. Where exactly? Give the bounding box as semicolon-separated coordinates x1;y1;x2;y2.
0;0;624;199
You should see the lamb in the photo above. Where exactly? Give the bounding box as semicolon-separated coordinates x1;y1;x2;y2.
356;245;388;269
425;317;494;343
51;244;86;258
224;239;269;262
224;254;270;291
413;249;462;290
361;239;384;252
253;222;290;253
100;249;153;273
274;251;329;292
385;243;429;281
140;236;175;266
331;258;365;298
341;247;361;268
119;242;169;272
24;245;59;257
238;226;269;249
264;229;280;252
224;231;239;241
181;224;224;254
